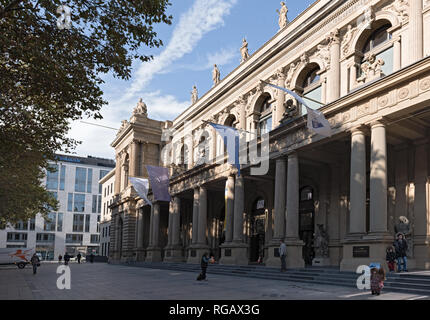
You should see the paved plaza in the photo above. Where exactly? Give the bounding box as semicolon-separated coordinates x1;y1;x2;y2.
0;262;429;300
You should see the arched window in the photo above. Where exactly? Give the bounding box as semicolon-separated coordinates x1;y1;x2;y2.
180;144;189;168
197;133;209;165
300;186;313;201
358;22;394;79
258;95;272;135
300;65;322;111
362;24;391;54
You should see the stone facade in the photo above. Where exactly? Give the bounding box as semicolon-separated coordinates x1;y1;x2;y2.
109;0;430;271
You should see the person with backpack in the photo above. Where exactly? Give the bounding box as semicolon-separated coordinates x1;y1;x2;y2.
279;240;287;272
58;254;63;264
77;253;82;264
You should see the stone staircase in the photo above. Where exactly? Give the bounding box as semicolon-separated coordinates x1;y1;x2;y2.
125;261;430;296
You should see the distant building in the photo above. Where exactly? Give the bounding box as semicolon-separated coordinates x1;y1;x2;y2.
99;169;115;258
0;154;115;260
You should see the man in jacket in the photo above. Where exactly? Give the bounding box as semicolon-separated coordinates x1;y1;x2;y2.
394;233;408;272
30;253;40;275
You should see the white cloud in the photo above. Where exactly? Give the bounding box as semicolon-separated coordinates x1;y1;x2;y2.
119;0;238;102
66;0;238;159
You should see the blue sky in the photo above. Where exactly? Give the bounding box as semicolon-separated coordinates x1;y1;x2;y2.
67;0;316;159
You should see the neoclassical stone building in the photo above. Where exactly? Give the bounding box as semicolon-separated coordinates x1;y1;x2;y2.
109;0;430;271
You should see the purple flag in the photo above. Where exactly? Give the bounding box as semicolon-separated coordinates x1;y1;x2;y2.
146;165;171;202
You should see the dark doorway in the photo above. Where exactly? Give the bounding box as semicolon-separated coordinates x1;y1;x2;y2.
249;198;266;263
299;187;315;266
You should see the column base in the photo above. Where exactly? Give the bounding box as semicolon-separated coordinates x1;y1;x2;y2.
186;245;210;264
135;248;146;262
284;239;305;269
264;241;282;267
145;247;162;262
413;236;430;269
340;235;394;272
163;245;185;263
219;243;248;265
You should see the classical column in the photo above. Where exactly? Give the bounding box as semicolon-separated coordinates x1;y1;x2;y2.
349;128;367;235
369;121;388;234
321;76;327;104
137;208;144;249
275;71;286;127
172;197;181;246
409;0;423;64
152;203;161;247
239;97;247;131
197;187;208;245
192;187;199;245
129;140;139;177
273;158;286;240
285;152;299;240
393;36;402;71
114;155;121;194
167;201;174;246
225;175;235;243
327;30;340;103
349;63;357;91
148;206;153;247
233;175;244;242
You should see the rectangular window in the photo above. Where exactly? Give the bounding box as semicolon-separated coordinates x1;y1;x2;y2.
15;221;28;230
36;233;55;242
90;234;99;244
66;234;83;243
97;195;102;213
46;164;59;190
99;170;109;194
68;193;73;211
57;213;63;232
29;218;35;231
92;195;97;213
85;214;90;232
87;168;93;193
7;232;27;242
73;214;84;232
59;165;66;190
44;213;56;231
75;167;87;192
73;193;85;212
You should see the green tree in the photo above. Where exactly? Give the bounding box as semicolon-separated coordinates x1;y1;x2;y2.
0;0;172;226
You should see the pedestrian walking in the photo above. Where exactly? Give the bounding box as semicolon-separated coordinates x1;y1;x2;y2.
197;252;214;281
30;253;40;275
279;240;287;272
64;253;70;266
385;246;396;272
394;233;408;272
58;254;63;264
89;253;94;263
77;253;82;264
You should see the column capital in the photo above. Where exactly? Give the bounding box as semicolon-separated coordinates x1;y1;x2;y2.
370;119;386;129
286;150;298;159
350;125;369;136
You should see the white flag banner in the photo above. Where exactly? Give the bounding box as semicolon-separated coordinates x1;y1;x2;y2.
129;177;152;206
263;81;332;137
305;106;332;138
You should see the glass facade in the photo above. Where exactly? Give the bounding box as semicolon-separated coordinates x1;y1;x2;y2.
36;233;55;242
87;168;93;193
92;195;98;213
73;214;84;232
85;214;90;232
57;213;63;232
46;164;59;190
66;234;83;243
7;232;27;242
73;194;85;212
90;234;99;244
68;193;73;211
75;167;87;192
44;212;56;231
59;165;66;190
99;170;109;194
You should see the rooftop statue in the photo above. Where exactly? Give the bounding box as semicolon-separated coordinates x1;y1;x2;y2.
240;38;250;63
191;85;198;104
133;98;147;117
212;64;220;86
276;2;288;30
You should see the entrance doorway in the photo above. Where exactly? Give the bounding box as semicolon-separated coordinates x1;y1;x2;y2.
299;186;315;266
249;198;266;263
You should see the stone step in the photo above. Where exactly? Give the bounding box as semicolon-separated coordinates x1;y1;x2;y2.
127;262;430;296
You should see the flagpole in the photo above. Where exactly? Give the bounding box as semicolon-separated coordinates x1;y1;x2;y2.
260;80;325;107
201;120;258;136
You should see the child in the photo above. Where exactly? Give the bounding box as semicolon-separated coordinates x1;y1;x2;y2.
386;246;396;272
370;267;385;296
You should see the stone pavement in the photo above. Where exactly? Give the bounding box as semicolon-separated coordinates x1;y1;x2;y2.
0;262;429;300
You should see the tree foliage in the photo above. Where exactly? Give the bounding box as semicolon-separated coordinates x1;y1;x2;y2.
0;0;172;226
